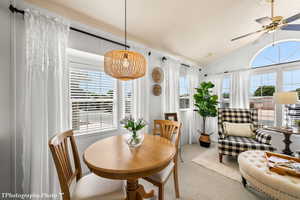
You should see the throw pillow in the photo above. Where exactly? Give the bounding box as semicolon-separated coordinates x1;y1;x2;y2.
223;122;255;138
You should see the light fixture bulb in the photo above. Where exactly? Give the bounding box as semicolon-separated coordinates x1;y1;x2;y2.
122;57;130;68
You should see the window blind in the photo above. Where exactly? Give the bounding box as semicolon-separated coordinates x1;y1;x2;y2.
122;80;133;117
70;62;117;134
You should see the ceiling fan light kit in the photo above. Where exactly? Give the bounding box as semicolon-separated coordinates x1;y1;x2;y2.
231;0;300;42
104;0;146;80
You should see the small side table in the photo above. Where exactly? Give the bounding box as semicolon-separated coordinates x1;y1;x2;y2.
265;127;299;156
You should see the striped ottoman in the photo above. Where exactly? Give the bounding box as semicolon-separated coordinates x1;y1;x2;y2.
238;150;300;200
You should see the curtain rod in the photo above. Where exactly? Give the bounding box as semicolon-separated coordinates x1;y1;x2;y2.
181;63;190;68
9;5;130;49
204;59;300;77
161;56;192;68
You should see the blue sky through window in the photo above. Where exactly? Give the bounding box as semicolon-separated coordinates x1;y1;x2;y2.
179;76;189;96
283;69;300;92
78;70;114;95
252;41;300;68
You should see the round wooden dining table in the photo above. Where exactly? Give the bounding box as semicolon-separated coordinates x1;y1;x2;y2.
83;134;176;200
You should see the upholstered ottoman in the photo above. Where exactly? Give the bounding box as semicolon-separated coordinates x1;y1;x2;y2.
238;151;300;200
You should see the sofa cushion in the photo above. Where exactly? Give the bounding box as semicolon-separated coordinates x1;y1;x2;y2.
218;136;276;156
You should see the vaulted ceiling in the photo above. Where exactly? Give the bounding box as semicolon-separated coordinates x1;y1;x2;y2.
26;0;300;64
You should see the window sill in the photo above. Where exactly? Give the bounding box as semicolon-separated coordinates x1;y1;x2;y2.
180;108;192;112
74;127;119;138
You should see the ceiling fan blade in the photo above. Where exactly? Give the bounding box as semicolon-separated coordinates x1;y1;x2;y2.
284;13;300;23
255;17;272;25
281;24;300;31
231;29;265;41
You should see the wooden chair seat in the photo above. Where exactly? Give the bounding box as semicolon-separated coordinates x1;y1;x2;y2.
71;173;125;200
49;130;125;200
146;161;174;183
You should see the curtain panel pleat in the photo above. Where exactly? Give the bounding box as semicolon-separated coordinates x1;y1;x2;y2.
22;10;70;197
161;60;180;116
230;71;250;109
187;68;200;144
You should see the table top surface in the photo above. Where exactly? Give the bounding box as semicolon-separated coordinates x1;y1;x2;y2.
83;134;176;179
264;127;299;135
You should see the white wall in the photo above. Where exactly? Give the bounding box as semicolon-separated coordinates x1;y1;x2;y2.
0;0;12;193
5;1;199;188
203;31;300;153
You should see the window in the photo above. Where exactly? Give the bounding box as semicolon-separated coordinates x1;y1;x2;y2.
220;76;231;108
251;41;300;68
179;69;190;109
70;61;117;135
122;80;133;117
250;72;276;126
283;69;300;96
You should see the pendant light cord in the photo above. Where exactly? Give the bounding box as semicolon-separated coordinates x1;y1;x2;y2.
125;0;127;50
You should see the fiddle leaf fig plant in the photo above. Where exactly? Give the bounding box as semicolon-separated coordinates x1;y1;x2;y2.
193;81;218;135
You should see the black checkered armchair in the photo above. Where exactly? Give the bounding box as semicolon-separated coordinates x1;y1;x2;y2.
218;108;276;163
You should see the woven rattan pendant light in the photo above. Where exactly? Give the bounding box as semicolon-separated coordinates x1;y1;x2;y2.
104;0;146;80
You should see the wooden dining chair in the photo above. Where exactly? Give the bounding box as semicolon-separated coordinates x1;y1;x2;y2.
49;130;125;200
164;113;183;163
144;120;181;200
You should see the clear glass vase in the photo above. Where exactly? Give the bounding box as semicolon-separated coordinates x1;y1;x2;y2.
126;131;144;148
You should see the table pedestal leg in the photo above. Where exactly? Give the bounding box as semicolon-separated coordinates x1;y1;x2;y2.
282;133;293;156
126;179;154;200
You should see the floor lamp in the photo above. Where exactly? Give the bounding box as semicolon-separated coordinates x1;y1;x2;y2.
273;92;299;128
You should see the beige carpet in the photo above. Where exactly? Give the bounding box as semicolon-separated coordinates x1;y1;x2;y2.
192;143;241;183
140;144;268;200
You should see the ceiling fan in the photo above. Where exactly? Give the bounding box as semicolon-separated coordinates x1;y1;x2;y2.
231;0;300;41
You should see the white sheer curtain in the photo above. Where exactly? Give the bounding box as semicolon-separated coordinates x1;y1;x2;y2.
187;67;200;144
22;10;70;196
230;71;250;109
161;59;180;116
132;46;150;132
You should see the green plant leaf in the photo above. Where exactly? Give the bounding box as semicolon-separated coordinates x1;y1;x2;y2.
193;81;219;130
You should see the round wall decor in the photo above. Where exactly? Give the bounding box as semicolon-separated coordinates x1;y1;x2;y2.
152;84;162;96
152;67;164;83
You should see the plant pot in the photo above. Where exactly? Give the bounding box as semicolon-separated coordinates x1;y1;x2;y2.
199;134;211;148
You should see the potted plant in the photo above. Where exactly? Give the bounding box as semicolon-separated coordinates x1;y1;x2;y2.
193;81;218;147
120;116;147;148
293;120;300;133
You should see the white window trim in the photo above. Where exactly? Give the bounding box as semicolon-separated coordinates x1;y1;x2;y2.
249;59;300;127
250;39;300;68
249;70;277;126
68;48;119;136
